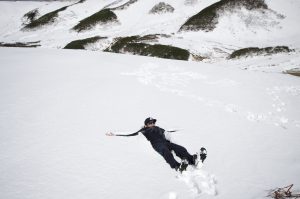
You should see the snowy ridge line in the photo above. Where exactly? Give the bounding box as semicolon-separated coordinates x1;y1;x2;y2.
103;0;125;9
1;0;300;62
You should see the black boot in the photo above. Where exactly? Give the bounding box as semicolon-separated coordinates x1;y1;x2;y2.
192;154;198;165
192;147;207;166
200;147;207;163
177;159;188;173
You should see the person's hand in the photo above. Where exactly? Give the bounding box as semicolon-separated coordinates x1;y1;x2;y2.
106;132;115;136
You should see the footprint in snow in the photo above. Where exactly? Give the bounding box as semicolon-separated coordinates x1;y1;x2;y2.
176;164;217;197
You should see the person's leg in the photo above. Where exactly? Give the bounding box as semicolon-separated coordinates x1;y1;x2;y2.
167;142;196;165
152;143;180;169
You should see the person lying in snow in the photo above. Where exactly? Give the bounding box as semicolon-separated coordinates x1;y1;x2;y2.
106;117;206;172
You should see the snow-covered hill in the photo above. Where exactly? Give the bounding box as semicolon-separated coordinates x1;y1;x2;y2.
0;47;300;199
0;0;300;62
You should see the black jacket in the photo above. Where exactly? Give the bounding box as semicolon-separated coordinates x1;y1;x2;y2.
116;126;169;144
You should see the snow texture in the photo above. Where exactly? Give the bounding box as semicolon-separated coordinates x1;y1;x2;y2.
0;47;300;199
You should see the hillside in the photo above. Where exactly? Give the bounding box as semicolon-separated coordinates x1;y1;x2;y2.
0;0;300;62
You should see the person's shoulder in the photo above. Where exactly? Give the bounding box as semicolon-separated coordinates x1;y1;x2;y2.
140;127;148;133
156;126;165;131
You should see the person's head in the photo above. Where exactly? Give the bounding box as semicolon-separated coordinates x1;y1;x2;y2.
144;117;156;128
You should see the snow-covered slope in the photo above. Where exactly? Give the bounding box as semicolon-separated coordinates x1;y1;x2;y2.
0;47;300;199
0;0;300;60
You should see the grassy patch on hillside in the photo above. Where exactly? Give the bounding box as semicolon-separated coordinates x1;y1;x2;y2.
179;0;268;32
72;9;118;32
125;43;190;60
21;0;85;31
149;2;175;14
23;9;39;25
228;46;294;59
0;41;41;48
64;36;107;49
22;6;68;30
77;0;87;3
105;35;190;60
110;0;138;11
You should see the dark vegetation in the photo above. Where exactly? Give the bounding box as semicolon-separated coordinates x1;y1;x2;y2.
149;2;175;14
21;0;85;30
23;9;39;25
110;0;138;11
22;6;68;30
107;34;160;52
64;36;107;49
228;46;294;59
179;0;268;32
72;9;118;32
105;34;190;60
0;41;41;48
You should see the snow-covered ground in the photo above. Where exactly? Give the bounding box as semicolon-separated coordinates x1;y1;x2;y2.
0;47;300;199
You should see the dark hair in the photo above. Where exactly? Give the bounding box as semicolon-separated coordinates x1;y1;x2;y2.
144;117;157;125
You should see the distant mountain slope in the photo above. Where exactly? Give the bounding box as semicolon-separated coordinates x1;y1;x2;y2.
179;0;268;32
72;9;119;32
22;0;84;30
0;0;299;62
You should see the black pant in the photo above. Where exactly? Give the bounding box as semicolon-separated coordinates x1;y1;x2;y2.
152;142;194;169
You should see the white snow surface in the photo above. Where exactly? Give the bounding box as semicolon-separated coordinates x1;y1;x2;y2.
0;47;300;199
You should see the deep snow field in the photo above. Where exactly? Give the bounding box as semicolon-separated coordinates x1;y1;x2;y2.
0;47;300;199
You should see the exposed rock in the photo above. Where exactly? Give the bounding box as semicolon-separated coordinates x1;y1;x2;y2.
149;2;175;14
0;41;41;48
283;68;300;77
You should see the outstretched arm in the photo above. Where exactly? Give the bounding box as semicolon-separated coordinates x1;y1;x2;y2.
115;132;139;137
106;128;145;137
166;130;178;133
105;132;139;137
